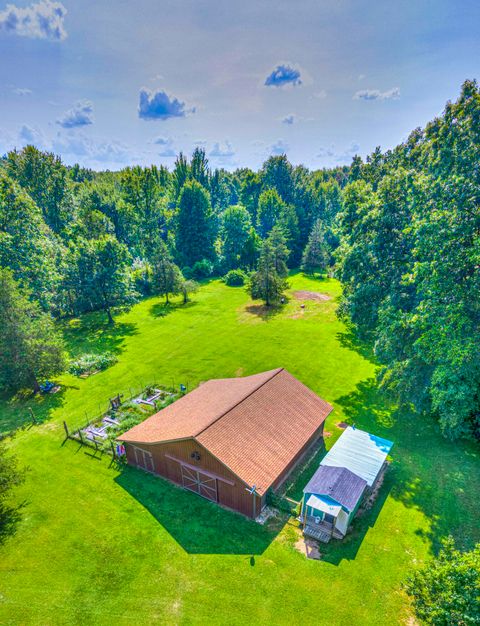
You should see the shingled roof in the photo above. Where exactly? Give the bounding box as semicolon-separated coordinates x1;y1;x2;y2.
119;368;333;494
303;465;367;512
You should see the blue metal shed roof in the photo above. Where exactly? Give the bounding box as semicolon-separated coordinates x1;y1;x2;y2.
321;426;393;487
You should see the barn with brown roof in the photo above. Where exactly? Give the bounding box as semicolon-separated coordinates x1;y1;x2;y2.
119;368;333;518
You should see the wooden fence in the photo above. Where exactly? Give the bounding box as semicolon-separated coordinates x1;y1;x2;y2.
62;379;182;457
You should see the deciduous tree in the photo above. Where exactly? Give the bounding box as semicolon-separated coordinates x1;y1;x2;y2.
0;269;66;393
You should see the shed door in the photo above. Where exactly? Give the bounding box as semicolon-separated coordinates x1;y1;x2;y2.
181;465;218;502
133;446;154;473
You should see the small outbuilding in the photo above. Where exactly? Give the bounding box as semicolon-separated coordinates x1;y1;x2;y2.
302;466;367;540
302;426;393;542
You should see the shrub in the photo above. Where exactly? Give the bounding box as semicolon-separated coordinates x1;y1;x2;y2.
132;258;153;295
68;352;117;376
405;536;480;625
266;489;297;515
224;269;247;287
191;259;214;279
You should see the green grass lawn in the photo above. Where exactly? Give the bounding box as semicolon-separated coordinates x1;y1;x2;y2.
1;274;479;625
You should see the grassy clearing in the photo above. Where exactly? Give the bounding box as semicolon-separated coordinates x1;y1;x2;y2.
0;274;479;625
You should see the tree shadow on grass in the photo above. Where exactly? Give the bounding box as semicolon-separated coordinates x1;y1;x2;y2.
336;326;377;363
149;300;197;319
321;469;392;565
0;501;26;547
0;384;74;436
60;313;138;360
114;465;282;555
244;302;286;321
334;378;480;554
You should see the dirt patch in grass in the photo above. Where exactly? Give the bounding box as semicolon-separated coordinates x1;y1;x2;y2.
293;290;331;302
295;533;322;560
337;421;349;429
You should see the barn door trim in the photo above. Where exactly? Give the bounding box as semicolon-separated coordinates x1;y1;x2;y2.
133;445;155;473
164;453;235;486
180;463;218;502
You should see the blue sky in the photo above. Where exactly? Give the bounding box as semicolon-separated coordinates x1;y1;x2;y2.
0;0;479;170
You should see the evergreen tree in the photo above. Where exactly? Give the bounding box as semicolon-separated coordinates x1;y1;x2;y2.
249;239;288;306
0;269;66;393
171;152;189;203
260;155;294;204
301;219;329;274
267;226;290;277
277;203;300;265
176;180;215;266
190;147;210;189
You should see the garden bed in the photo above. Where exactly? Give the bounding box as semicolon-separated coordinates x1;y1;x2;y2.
69;384;179;453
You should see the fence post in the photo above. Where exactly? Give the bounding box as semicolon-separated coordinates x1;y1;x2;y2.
63;421;70;439
110;440;116;459
28;407;37;425
77;429;84;445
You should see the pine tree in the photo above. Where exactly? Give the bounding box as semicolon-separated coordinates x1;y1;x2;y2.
176;180;215;266
301;219;329;275
268;226;290;277
249;239;288;306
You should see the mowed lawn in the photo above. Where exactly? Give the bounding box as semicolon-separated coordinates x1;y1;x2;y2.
1;274;479;625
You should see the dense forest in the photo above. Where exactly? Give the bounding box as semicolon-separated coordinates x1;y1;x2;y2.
0;80;478;440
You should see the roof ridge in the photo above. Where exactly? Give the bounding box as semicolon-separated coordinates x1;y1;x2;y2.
194;368;284;438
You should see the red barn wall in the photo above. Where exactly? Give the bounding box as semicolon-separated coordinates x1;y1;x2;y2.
125;438;258;518
125;421;325;518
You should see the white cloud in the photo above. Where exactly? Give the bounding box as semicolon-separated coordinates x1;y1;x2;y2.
138;88;194;121
18;124;48;148
56;100;94;128
317;141;360;163
52;132;131;164
313;89;327;99
0;0;67;41
270;139;289;155
209;141;235;158
13;87;32;96
265;63;302;88
354;87;400;101
281;114;296;125
153;136;171;146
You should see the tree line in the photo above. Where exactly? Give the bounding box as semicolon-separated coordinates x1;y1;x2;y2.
336;79;480;440
0;146;342;393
